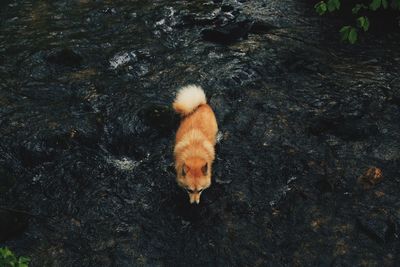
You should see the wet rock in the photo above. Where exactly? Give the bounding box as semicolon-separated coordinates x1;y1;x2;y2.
209;94;232;123
200;16;274;43
309;115;379;141
18;140;56;168
224;66;260;86
387;78;400;105
104;114;150;158
109;51;137;69
221;4;234;12
384;218;398;243
102;7;117;15
0;210;29;242
0;166;16;193
357;167;383;190
201;19;254;44
248;20;276;34
215;177;232;185
138;104;178;136
315;178;334;193
283;50;330;74
183;4;274;43
46;48;83;67
372;142;400;161
356;215;397;244
181;14;215;27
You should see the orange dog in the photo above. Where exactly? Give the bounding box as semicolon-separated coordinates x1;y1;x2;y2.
173;85;218;204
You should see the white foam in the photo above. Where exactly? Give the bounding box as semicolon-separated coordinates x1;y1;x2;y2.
108;157;139;171
109;51;137;69
216;131;223;143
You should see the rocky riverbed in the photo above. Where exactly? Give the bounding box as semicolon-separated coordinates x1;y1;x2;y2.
1;0;400;266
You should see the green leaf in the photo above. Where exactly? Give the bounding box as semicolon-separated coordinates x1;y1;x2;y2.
393;0;400;9
369;0;381;10
357;16;370;31
339;26;358;44
364;18;370;31
348;28;358;44
339;25;351;41
339;26;351;33
18;256;30;267
0;248;29;267
333;0;341;9
0;247;13;258
315;1;328;15
327;0;341;11
352;4;367;14
382;0;388;8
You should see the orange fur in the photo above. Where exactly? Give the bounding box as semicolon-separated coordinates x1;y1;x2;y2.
173;86;218;204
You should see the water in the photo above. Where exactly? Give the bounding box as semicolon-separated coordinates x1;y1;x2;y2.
1;0;400;266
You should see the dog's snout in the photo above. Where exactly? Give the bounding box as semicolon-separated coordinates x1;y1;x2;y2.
189;193;201;204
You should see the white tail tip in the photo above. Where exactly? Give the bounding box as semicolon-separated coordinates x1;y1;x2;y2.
173;85;207;116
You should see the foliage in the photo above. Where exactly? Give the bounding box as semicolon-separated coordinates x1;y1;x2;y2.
314;0;400;43
0;247;30;267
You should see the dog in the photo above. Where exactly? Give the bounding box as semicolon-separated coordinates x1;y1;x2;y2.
173;85;218;204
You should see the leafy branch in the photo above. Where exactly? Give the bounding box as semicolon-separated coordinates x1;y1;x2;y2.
314;0;400;43
0;247;30;267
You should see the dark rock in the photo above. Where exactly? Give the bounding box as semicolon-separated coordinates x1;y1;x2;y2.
210;95;232;123
384;217;398;243
102;8;117;15
315;178;334;193
104;114;150;158
221;5;234;12
138;104;179;136
249;20;276;34
0;210;29;242
181;14;215;27
18;141;56;168
46;48;83;67
308;115;379;141
215;177;232;185
356;215;397;244
283;50;330;74
201;19;254;44
0;166;16;193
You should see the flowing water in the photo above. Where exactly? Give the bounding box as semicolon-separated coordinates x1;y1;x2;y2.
1;0;400;266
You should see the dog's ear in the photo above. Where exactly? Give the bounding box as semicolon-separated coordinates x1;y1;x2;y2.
201;163;208;176
182;163;188;176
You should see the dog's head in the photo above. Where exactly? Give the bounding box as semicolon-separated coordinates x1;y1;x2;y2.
176;157;211;204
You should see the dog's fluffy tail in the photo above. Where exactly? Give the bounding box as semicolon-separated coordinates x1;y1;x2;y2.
173;85;207;116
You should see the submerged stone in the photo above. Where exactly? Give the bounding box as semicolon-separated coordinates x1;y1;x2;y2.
201;19;253;44
46;48;83;67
